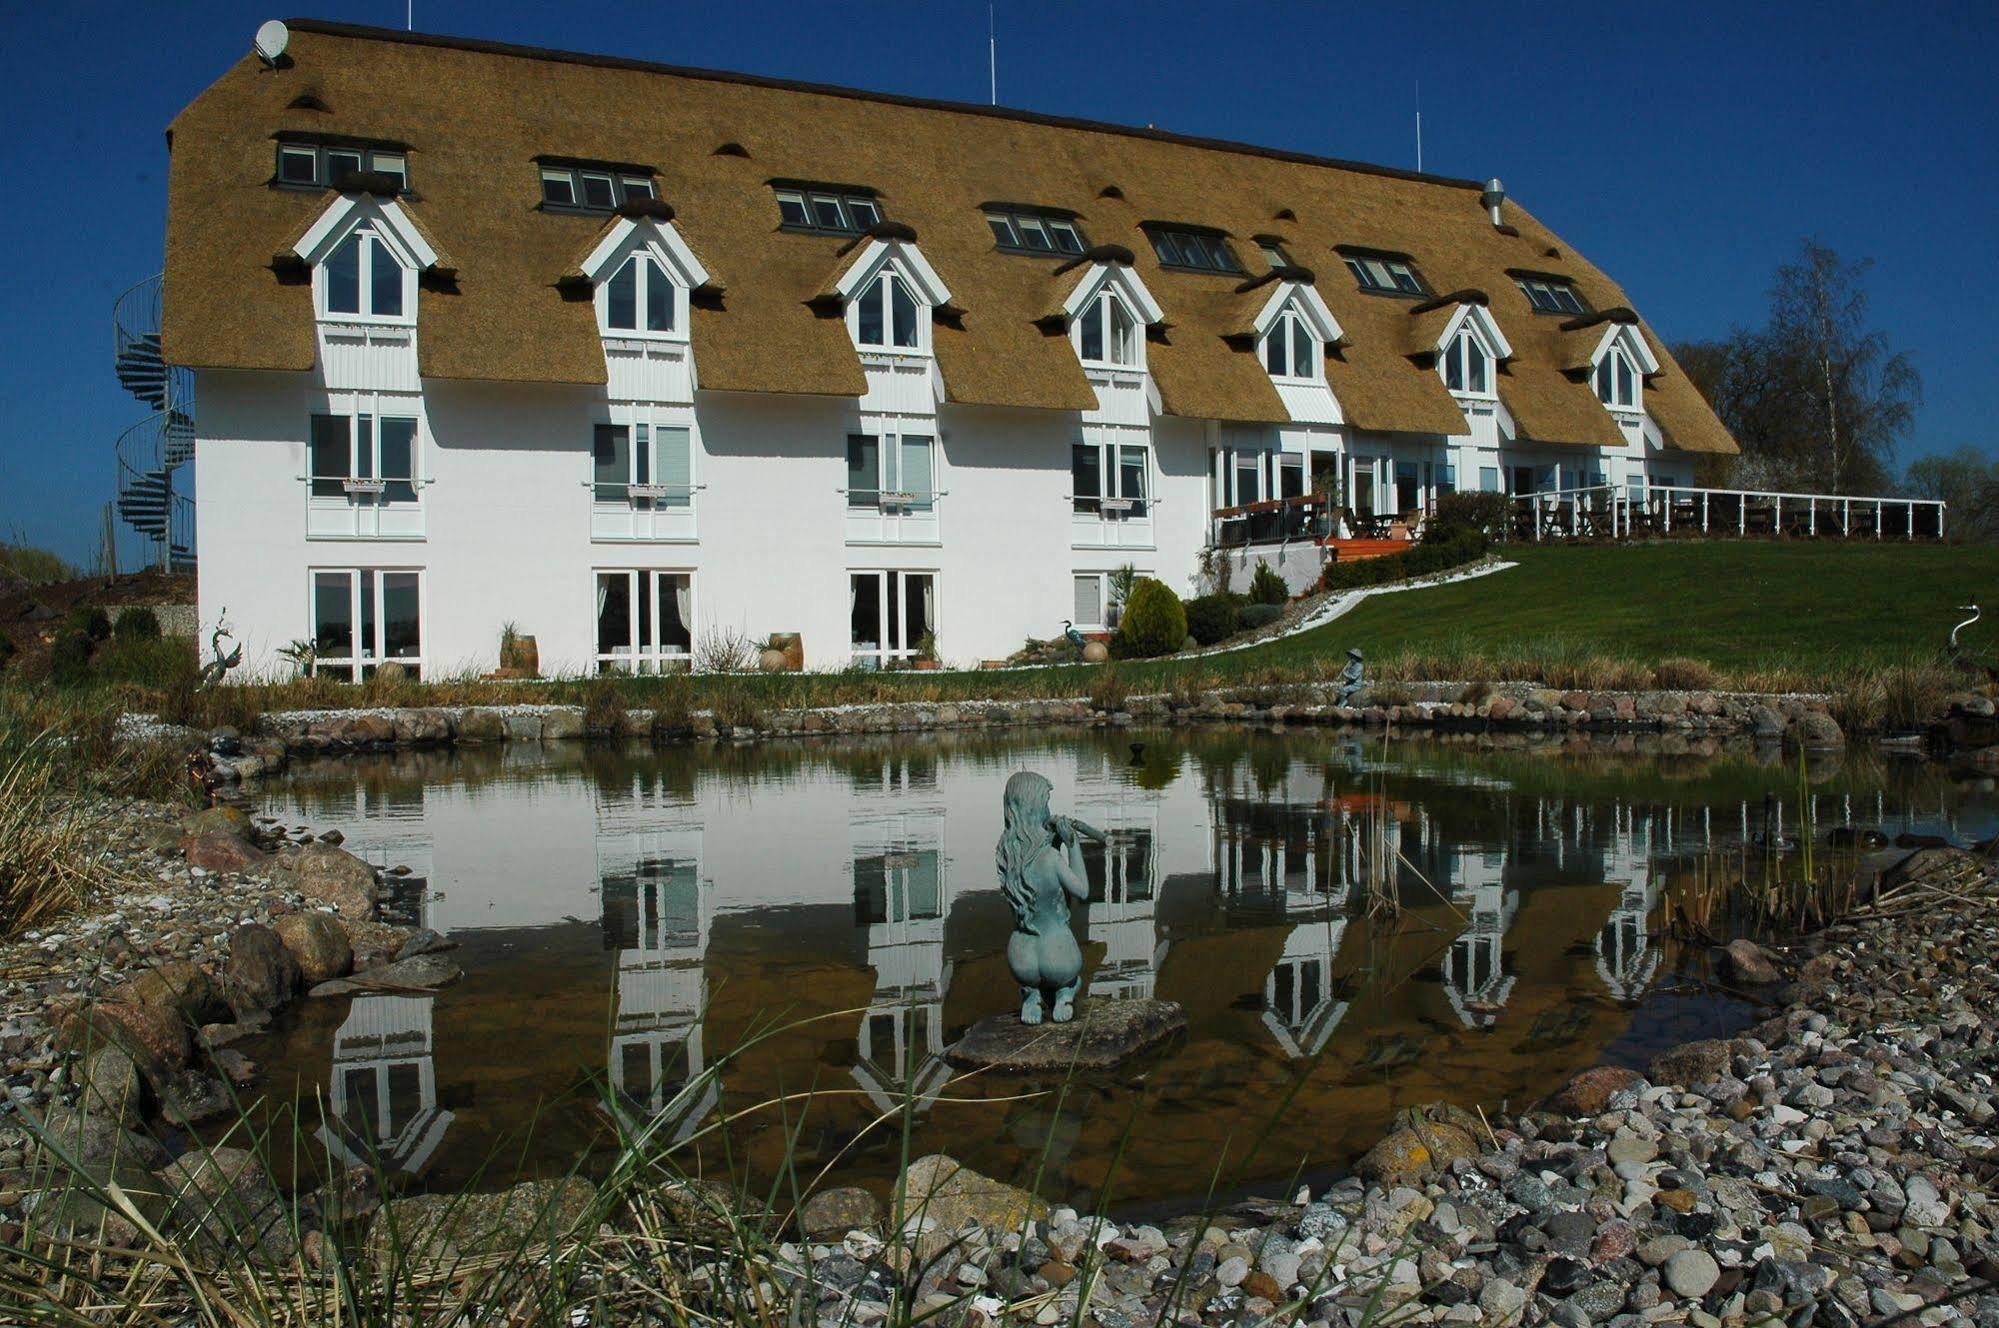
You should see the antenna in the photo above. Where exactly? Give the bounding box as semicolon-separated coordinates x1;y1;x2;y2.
988;2;997;106
1415;79;1423;173
253;18;290;67
407;1;413;31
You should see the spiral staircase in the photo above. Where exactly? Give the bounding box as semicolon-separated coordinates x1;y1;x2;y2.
112;274;196;573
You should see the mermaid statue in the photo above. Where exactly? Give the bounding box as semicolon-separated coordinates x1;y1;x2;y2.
996;771;1105;1025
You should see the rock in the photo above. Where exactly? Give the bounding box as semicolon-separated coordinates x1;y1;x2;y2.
1721;938;1780;985
898;1155;1047;1232
273;911;353;984
179;806;255;841
454;708;506;742
1664;1248;1720;1300
1648;1039;1734;1087
801;1186;882;1239
160;1145;297;1264
1479;1278;1527;1324
1354;1116;1479;1188
225;924;300;1013
114;960;228;1025
61;1002;191;1077
79;1045;143;1127
156;1071;234;1126
1605;1134;1658;1166
367;1177;595;1267
180;829;269;873
271;842;380;918
1789;710;1845;750
1547;1066;1643;1116
1749;705;1785;738
307;953;463;997
945;999;1186;1072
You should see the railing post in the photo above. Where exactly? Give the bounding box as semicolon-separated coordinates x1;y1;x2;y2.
1774;496;1781;536
1876;500;1883;539
1701;492;1709;532
1843;498;1850;537
1808;498;1816;536
1906;500;1914;541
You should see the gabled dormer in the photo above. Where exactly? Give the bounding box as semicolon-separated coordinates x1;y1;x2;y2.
1061;259;1163;374
825;228;951;357
1587;321;1659;417
578;209;710;344
293;191;438;328
1253;280;1342;384
1432;301;1512;401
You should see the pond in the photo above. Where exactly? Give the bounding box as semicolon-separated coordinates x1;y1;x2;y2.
243;728;1996;1214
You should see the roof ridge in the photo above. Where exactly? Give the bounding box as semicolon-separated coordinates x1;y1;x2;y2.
282;16;1487;193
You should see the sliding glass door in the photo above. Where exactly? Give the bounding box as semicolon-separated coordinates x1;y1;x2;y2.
849;571;935;668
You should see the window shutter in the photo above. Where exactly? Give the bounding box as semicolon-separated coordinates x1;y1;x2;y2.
657;426;692;508
1074;575;1102;628
899;436;934;511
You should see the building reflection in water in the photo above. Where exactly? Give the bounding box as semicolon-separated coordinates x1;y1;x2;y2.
1441;848;1519;1029
602;827;716;1144
1078;775;1166;1003
1595;806;1665;1003
318;994;454;1175
850;811;952;1115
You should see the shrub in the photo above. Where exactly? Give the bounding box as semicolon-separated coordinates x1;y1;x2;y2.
94;636;197;689
1240;603;1284;630
1088;663;1129;713
582;681;631;735
112;606;161;641
1653;657;1719;691
1113;578;1186;659
63;606;111;641
1426;491;1511;542
1247;559;1289;606
49;632;93;686
1183;593;1245;647
1320;531;1488;593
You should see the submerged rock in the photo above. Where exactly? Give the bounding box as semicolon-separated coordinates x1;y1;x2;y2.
307;952;462;997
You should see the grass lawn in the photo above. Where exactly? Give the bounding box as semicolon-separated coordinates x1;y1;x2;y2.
1258;541;1999;680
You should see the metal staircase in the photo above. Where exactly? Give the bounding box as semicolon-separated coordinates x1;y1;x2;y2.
112;275;196;573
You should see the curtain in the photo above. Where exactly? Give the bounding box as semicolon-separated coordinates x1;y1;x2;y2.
673;576;692;652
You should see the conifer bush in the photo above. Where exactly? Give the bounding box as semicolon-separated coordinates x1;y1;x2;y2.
1113;577;1187;658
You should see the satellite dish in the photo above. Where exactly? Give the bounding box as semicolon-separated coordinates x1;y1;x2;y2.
254;19;290;65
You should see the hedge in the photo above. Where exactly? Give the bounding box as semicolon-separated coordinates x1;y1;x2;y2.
1183;593;1245;646
1319;531;1488;593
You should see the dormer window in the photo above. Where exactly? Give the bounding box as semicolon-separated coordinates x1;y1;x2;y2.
275;140;408;193
1442;329;1492;395
603;253;676;335
1078;290;1139;367
1263;308;1318;380
1517;274;1588;315
1595;348;1637;408
985;207;1086;256
1587;326;1658;412
1257;239;1294;268
774;184;882;235
322;222;410;321
1145;225;1242;274
1343;251;1426;297
540;162;656;212
854;266;923;350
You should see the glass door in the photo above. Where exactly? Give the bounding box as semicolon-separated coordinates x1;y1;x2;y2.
849;571;936;668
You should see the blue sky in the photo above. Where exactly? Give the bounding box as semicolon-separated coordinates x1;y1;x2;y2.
2;1;1992;564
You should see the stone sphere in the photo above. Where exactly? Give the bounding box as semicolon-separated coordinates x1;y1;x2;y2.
758;648;788;673
375;661;408;682
1082;641;1111;664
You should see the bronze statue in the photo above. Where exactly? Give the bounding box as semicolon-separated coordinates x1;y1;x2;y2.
996;771;1103;1025
1337;647;1366;705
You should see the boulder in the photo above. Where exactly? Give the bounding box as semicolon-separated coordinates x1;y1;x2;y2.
392;708;455;744
1721;937;1781;985
1546;1065;1645;1116
225;924;300;1013
113;960;229;1025
799;1185;882;1240
1648;1038;1736;1088
271;841;380;918
454;708;506;742
157;1070;235;1127
1749;705;1785;738
61;1002;191;1077
180;829;269;873
945;999;1186;1072
367;1177;596;1268
160;1145;297;1264
273;911;353;985
178;805;255;841
898;1154;1047;1233
1353;1114;1480;1188
1789;710;1846;750
540;707;585;740
79;1045;145;1127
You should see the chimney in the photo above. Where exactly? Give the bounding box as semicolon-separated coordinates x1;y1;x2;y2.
1480;177;1506;228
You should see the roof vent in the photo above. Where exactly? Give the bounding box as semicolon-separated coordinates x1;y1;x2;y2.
1480;177;1506;228
1098;184;1124;200
1274;208;1297;222
713;141;750;158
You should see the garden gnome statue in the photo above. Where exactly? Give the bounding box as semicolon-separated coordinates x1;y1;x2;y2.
1337;647;1367;705
996;771;1104;1025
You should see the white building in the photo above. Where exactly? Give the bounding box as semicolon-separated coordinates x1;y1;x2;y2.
152;20;1739;679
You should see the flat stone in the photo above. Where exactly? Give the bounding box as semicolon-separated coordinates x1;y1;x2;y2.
944;999;1185;1072
897;1154;1047;1232
308;953;463;998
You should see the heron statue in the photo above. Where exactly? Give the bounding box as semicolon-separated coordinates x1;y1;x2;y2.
1951;603;1982;658
1062;619;1087;658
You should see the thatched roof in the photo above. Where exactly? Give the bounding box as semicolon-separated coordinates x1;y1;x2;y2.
159;19;1735;453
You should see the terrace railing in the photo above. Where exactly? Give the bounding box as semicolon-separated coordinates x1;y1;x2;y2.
1209;494;1333;549
1508;484;1946;543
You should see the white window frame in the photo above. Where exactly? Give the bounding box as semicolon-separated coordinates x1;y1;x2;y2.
591;407;697;542
1344;253;1425;296
307;396;426;541
308;568;424;681
850;570;937;669
1262;308;1320;382
1517;275;1588;316
849;263;929;353
278;142;407;192
1075;290;1141;369
1595;346;1639;409
540;165;654;211
1072;437;1152;518
1441;329;1493;396
315;219;417;325
593;569;695;674
776;187;882;233
985;209;1086;256
1071;570;1138;632
597;250;686;340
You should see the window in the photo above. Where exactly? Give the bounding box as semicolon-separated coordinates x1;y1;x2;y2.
1263;308;1319;380
602;252;677;335
1441;330;1492;395
276;142;408;192
1257;239;1293;269
595;570;693;673
773;185;882;234
850;571;935;668
1072;573;1124;631
847;433;935;510
1516;275;1588;316
1595;348;1639;409
1146;226;1242;274
320;222;410;321
1480;466;1501;493
1076;290;1139;367
539;164;655;211
594;422;693;509
1343;252;1426;296
853;267;924;350
985;208;1086;256
1072;440;1149;517
310;413;418;502
311;569;421;681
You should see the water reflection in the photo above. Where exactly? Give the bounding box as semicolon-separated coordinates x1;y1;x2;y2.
248;730;1995;1207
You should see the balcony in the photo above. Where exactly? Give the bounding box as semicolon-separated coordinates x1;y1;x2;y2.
1071;495;1155;550
592;482;698;542
844;488;941;546
1209;494;1333;549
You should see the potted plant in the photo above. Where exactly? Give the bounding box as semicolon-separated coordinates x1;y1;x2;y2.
277;638;318;679
913;630;941;670
498;622;540;677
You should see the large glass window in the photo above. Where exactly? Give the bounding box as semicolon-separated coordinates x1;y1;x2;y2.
1263;308;1319;380
595;570;693;673
854;268;923;350
850;571;936;668
1442;330;1491;394
1077;291;1139;367
773;185;883;234
593;422;693;509
321;224;408;320
1516;275;1589;316
603;253;676;335
1595;348;1639;408
540;164;655;211
310;569;422;681
1073;440;1149;517
846;433;936;511
275;141;407;192
310;412;418;502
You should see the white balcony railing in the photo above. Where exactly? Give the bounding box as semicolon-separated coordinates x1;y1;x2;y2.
843;489;942;545
1070;494;1156;550
1509;483;1946;542
591;482;699;542
306;477;425;540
